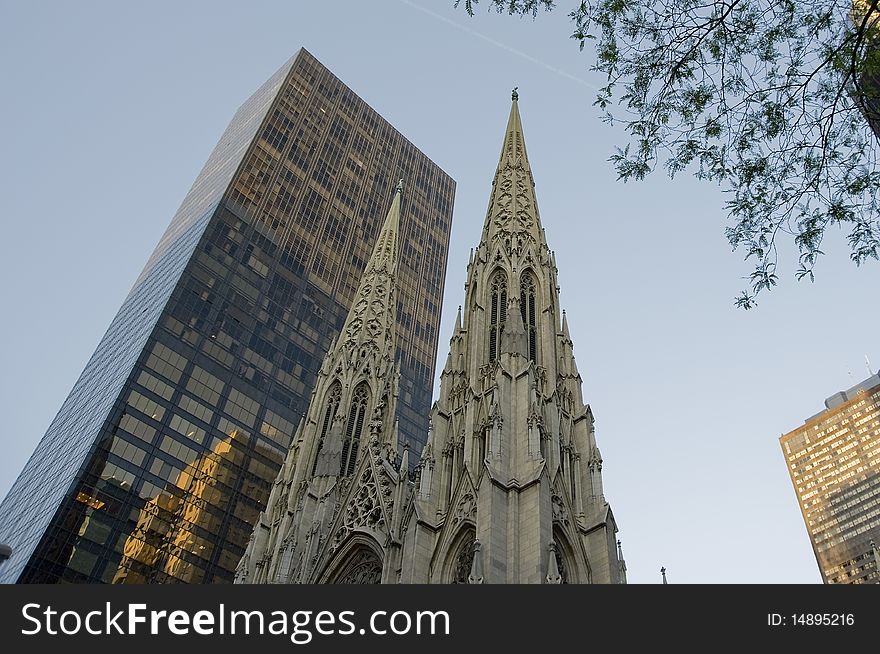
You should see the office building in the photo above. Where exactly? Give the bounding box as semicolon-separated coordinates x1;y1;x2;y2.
0;48;454;583
781;372;880;584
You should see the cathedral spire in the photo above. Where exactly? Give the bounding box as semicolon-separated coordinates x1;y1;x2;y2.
365;183;401;276
498;89;529;171
397;97;624;584
335;185;401;357
480;91;546;251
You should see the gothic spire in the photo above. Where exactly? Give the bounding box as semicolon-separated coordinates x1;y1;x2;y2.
335;184;401;357
480;91;547;252
498;89;529;171
559;309;581;381
365;183;401;277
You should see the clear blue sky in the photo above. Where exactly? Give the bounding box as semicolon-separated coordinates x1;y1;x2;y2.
1;1;878;583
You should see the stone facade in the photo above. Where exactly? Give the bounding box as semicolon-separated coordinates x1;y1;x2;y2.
235;95;626;584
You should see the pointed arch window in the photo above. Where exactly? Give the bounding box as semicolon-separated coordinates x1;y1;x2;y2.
451;530;476;584
312;383;341;475
552;531;576;584
488;271;507;362
331;547;383;584
520;272;537;363
340;384;369;477
557;553;568;584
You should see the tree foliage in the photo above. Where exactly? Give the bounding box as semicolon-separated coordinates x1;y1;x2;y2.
457;0;880;307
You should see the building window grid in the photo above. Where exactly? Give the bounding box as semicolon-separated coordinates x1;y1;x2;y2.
8;54;454;584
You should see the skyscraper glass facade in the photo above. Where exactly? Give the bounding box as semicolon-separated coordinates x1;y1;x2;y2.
0;48;454;584
781;373;880;584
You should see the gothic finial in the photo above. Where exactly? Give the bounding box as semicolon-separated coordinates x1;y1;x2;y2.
546;541;562;584
512;87;518;102
468;540;484;584
396;178;404;195
442;348;454;375
616;540;627;583
398;441;409;476
385;416;400;454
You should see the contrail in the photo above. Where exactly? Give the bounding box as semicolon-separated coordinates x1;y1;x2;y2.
397;0;599;91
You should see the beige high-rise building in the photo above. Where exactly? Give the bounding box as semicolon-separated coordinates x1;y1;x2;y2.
781;372;880;584
235;92;626;584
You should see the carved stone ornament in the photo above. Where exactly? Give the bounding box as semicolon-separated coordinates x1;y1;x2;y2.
332;464;386;550
450;492;476;529
551;492;569;527
452;535;477;584
334;548;382;584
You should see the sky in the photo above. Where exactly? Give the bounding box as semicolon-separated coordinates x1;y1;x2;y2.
1;1;878;584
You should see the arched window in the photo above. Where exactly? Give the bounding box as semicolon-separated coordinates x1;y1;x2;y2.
552;532;574;584
451;530;476;584
520;272;537;363
488;271;507;362
340;384;369;477
332;547;383;584
556;549;569;584
312;383;341;475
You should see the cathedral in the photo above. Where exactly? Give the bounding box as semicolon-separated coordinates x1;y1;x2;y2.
235;93;626;584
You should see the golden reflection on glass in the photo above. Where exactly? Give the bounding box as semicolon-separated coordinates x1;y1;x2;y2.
113;433;282;583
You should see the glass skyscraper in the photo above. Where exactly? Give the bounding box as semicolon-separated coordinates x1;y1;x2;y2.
0;48;455;584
